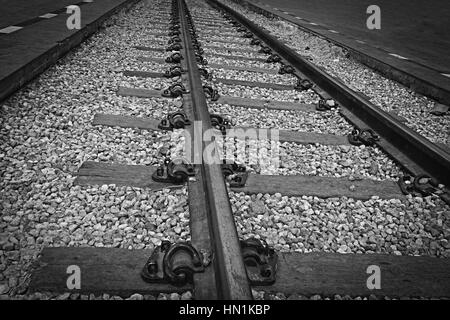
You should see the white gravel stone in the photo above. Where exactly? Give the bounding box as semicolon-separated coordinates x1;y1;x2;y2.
181;291;193;300
127;293;144;300
277;142;402;180
231;191;450;257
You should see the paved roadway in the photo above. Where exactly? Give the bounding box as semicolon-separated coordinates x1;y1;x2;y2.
0;0;79;29
254;0;450;74
0;0;134;102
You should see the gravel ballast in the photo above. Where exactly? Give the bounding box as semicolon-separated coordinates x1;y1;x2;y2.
231;192;450;257
0;0;188;298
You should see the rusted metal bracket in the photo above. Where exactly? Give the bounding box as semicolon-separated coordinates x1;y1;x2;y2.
163;66;185;78
203;85;220;101
241;238;277;285
210;113;233;134
162;83;188;98
316;98;338;111
258;46;272;54
198;68;212;80
266;54;281;63
166;43;183;51
250;38;261;45
168;36;181;44
295;78;314;91
278;64;294;74
196;54;208;65
166;52;184;63
195;46;204;55
158;111;190;130
347;128;380;146
141;241;210;286
221;161;248;188
152;158;195;184
221;162;246;175
398;174;450;205
169;30;180;36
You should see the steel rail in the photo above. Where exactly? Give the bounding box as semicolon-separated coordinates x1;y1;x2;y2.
177;0;253;299
207;0;450;187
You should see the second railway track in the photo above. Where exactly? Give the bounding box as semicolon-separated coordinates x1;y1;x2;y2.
1;0;449;300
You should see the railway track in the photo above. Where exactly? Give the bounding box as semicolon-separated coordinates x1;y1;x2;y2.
1;0;449;300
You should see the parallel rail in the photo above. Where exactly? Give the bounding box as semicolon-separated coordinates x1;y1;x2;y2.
208;0;450;187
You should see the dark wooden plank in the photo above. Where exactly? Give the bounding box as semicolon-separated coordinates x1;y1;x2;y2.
74;161;179;189
93;113;346;146
229;126;349;145
215;78;295;91
92;113;162;131
29;247;190;295
122;70;165;78
117;86;164;98
201;25;234;31
204;44;258;53
208;63;279;74
148;22;170;29
92;114;347;147
136;56;166;64
147;31;168;37
196;22;234;28
216;95;317;112
31;248;450;297
212;53;267;63
204;39;250;46
278;130;349;145
255;252;450;298
232;174;405;199
199;31;243;38
133;45;165;52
